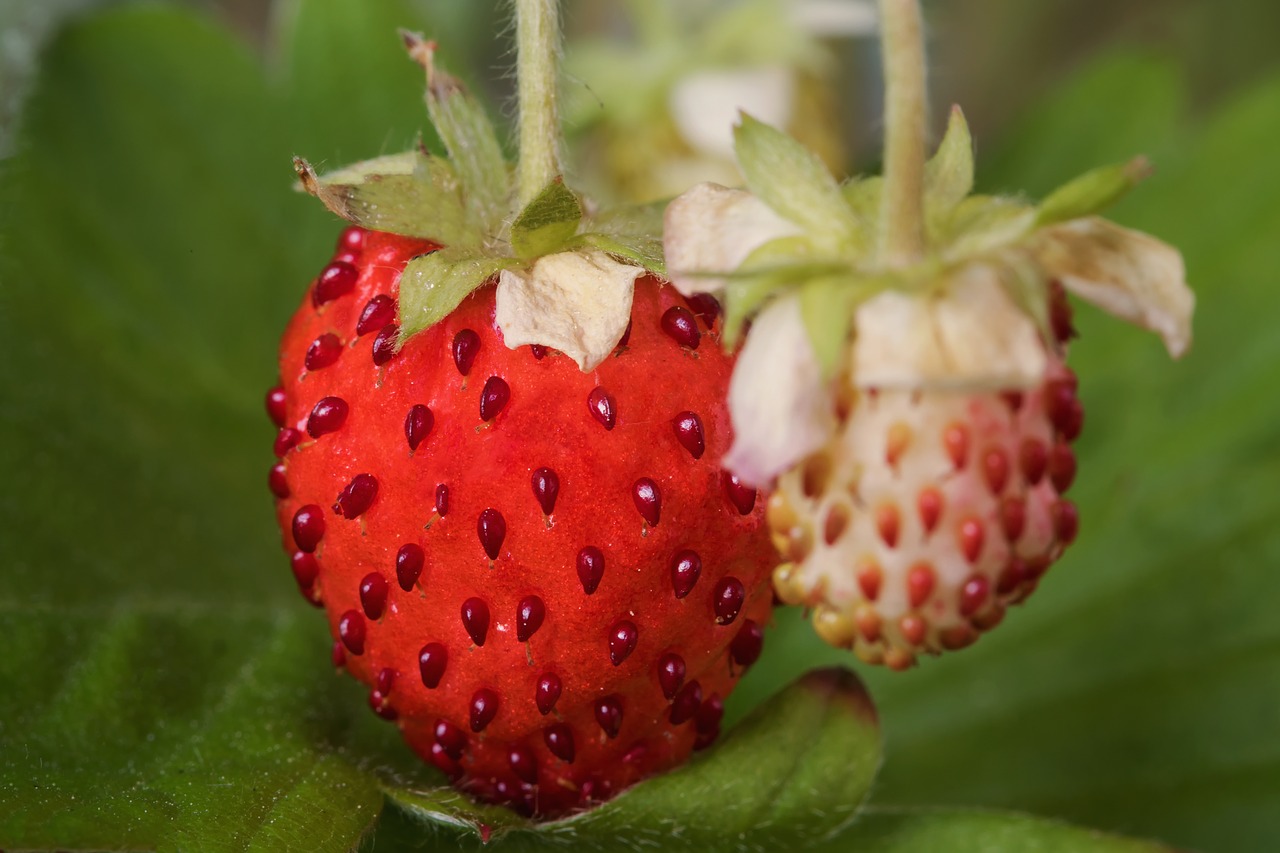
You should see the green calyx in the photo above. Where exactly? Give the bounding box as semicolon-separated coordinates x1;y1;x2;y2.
295;31;662;348
717;107;1152;375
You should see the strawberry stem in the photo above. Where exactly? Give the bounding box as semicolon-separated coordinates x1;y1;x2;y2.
877;0;928;268
516;0;564;207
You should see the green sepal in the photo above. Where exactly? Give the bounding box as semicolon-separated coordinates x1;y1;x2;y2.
843;174;884;225
294;152;480;248
941;195;1037;258
576;199;668;274
924;105;975;213
410;32;511;234
997;252;1056;347
734;113;862;245
799;275;859;377
397;248;515;341
1034;156;1152;226
510;177;583;259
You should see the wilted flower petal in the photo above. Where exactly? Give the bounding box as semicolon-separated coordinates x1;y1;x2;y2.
664;182;802;297
495;250;640;372
724;295;836;486
852;263;1048;390
1032;217;1193;357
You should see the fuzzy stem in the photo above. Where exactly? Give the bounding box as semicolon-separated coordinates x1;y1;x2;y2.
877;0;928;268
516;0;563;206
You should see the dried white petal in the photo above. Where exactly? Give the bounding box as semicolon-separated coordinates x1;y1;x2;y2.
669;66;794;162
495;250;640;372
790;0;878;36
1033;217;1193;357
664;182;801;297
724;295;836;486
852;263;1049;390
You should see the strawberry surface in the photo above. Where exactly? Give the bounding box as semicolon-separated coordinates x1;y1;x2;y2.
268;227;775;816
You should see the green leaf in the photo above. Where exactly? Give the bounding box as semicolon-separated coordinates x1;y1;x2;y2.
924;105;975;212
397;249;514;340
510;177;584;259
815;808;1171;852
294;150;480;247
1034;157;1153;226
734;113;861;244
414;33;511;235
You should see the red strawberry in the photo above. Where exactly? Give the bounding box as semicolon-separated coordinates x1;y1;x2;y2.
268;226;774;816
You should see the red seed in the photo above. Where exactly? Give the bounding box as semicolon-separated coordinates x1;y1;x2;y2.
1060;398;1085;442
730;620;764;667
1048;280;1077;344
480;376;510;421
609;620;638;666
587;387;616;430
1045;380;1078;432
418;642;447;688
355;294;396;336
273;427;302;458
917;487;943;534
983;448;1010;494
338;610;365;655
394;544;424;592
470;688;499;732
405;405;434;452
376;667;396;694
1001;497;1027;541
876;503;901;548
669;681;702;725
509;745;538;785
531;467;559;515
331;640;346;669
369;690;396;721
535;673;562;715
959;575;990;617
435;484;449;516
530;344;547;360
672;412;705;459
305;333;342;371
944;423;970;468
632;478;661;526
622;742;647;764
1021;438;1048;485
312;260;358;306
461;597;490;646
856;560;883;601
686;293;722;326
723;472;757;515
670;550;702;599
291;505;325;553
337;225;365;255
906;562;936;608
477;508;506;560
696;694;724;734
453;329;481;376
307;396;348;438
268;464;289;499
1049;444;1077;492
959;518;985;563
334;473;378;519
576;546;605;594
544;723;575;762
713;577;745;625
434;719;466;760
289;551;318;591
886;422;911;468
265;386;287;427
657;653;686;700
694;727;720;751
661;306;701;349
359;572;388;619
372;324;399;365
1053;499;1080;544
516;595;545;642
594;696;623;738
998;558;1027;595
899;614;927;646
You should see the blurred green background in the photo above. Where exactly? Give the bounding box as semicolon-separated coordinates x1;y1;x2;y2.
3;1;1280;851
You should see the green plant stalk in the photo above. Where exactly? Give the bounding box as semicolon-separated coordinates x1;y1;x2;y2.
516;0;563;206
877;0;928;268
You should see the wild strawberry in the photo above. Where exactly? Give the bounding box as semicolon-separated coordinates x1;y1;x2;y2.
664;54;1193;667
269;226;773;815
